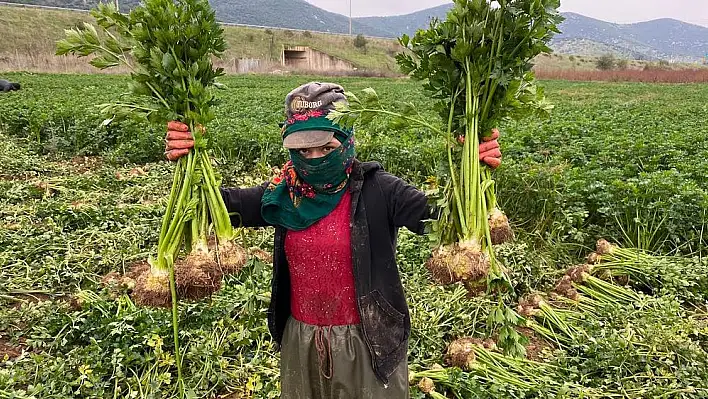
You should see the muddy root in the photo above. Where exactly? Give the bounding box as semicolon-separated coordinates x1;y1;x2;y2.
132;270;171;308
453;244;490;282
596;238;615;255
418;377;435;394
565;264;592;283
217;241;248;275
425;246;458;285
445;337;481;370
587;252;601;265
553;275;580;301
426;243;490;286
175;252;223;301
489;209;514;245
249;247;273;264
517;294;544;318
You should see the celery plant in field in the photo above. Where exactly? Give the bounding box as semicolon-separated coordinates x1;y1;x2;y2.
582;238;708;305
329;0;562;356
409;340;609;397
57;0;244;391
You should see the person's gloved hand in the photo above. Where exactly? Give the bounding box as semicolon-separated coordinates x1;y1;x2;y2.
165;121;194;161
479;128;502;169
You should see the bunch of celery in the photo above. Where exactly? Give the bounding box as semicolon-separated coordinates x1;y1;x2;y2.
331;0;561;292
57;0;245;390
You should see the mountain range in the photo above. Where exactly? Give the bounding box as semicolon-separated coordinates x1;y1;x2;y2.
552;12;708;62
4;0;708;62
355;4;452;38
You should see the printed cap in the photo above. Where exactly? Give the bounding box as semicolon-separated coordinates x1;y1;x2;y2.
282;82;348;149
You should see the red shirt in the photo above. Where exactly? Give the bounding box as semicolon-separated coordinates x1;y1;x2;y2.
284;191;361;326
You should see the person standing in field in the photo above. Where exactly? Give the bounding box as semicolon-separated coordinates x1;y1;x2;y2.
164;82;502;398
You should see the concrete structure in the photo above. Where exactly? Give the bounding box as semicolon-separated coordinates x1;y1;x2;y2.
233;58;262;73
282;46;355;72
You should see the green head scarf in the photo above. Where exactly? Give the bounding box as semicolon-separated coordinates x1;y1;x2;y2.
261;117;355;231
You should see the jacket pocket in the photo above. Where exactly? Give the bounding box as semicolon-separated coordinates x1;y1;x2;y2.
360;289;406;359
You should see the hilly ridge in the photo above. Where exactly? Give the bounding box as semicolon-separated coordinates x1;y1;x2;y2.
208;0;393;37
554;12;708;62
354;4;451;39
360;7;708;62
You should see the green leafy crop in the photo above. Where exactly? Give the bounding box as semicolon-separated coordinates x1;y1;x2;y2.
57;0;226;127
56;1;234;394
396;0;560;136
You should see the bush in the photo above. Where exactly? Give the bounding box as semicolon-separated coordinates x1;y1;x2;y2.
616;59;629;70
302;31;312;38
643;60;671;71
596;53;616;70
568;55;575;62
353;34;367;49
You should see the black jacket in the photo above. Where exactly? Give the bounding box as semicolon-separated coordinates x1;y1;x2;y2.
220;160;429;383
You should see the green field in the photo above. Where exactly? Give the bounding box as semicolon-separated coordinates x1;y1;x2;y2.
2;74;708;398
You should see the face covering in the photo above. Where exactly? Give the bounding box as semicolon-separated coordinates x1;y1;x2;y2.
261;135;355;231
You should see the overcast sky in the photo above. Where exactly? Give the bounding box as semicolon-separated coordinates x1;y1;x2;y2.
305;0;708;27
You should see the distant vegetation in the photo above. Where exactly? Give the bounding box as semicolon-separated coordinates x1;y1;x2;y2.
0;5;401;74
535;68;708;83
0;0;396;36
353;34;367;50
596;54;616;70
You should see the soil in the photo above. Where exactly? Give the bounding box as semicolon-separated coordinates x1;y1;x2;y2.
0;338;25;359
68;155;104;173
9;292;53;309
125;261;150;281
0;170;41;181
217;393;246;399
517;327;554;361
249;247;273;264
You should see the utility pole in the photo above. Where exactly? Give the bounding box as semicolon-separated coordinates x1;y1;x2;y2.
349;0;352;36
